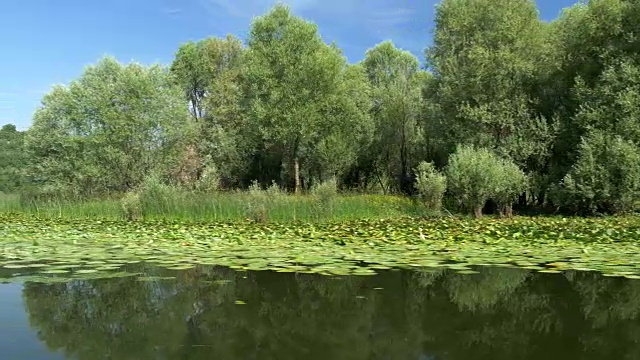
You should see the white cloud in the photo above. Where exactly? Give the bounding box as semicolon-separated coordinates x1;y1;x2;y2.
197;0;427;60
367;7;415;28
199;0;361;19
161;7;182;16
200;0;416;29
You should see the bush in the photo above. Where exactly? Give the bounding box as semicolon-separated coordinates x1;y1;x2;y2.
311;177;338;217
194;164;221;193
121;191;142;221
551;132;640;214
446;145;526;218
414;161;447;212
494;159;528;217
446;146;503;218
244;180;285;223
138;174;181;214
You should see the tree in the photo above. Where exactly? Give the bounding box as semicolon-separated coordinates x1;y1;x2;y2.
551;131;640;214
425;0;555;172
25;57;193;196
446;146;502;218
170;35;244;121
0;124;26;193
414;161;447;212
548;0;640;183
362;41;428;193
243;4;372;193
494;159;528;217
445;145;527;218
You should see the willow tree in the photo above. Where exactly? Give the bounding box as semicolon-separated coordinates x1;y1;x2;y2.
0;124;26;193
425;0;555;171
170;35;244;121
362;41;428;193
25;57;192;195
171;35;250;186
243;4;371;192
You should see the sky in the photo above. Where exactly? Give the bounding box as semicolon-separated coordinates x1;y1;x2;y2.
0;0;579;131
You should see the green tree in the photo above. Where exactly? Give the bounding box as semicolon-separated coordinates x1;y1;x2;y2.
494;159;528;217
170;35;244;121
414;161;447;212
548;0;640;185
362;41;428;193
552;131;640;214
25;57;192;196
445;145;525;218
170;35;247;187
243;4;371;193
425;0;555;172
446;146;503;218
0;124;26;193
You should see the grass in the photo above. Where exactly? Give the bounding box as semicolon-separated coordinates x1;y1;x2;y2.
0;190;428;223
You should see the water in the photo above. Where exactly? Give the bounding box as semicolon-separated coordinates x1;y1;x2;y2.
1;265;640;359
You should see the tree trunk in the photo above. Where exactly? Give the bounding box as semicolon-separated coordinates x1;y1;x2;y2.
505;204;513;218
292;137;301;195
473;205;483;219
294;156;301;195
399;105;409;194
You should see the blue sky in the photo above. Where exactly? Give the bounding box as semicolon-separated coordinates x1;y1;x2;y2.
0;0;578;130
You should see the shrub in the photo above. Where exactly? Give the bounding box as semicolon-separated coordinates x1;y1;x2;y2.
138;174;181;214
551;132;640;214
494;159;528;217
445;146;527;218
265;180;286;198
446;146;503;218
414;161;447;212
121;191;142;221
311;177;338;217
244;180;285;223
194;164;221;193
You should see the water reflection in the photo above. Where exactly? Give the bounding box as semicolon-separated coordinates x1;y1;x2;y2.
9;266;640;359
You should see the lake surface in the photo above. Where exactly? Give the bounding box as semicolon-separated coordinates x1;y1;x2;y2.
1;265;640;359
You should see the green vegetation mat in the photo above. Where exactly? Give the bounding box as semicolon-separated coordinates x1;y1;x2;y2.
2;214;640;283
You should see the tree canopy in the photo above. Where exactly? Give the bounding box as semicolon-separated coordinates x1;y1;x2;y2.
2;0;640;215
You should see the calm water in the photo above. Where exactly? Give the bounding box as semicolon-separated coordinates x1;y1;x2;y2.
1;265;640;359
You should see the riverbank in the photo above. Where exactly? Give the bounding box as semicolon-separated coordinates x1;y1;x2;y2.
2;214;640;282
0;192;427;223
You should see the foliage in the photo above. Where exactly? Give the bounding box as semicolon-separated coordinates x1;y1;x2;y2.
494;159;529;217
446;146;528;218
4;214;640;279
425;0;555;171
170;35;244;121
7;0;640;214
121;191;142;221
244;180;287;223
137;174;183;217
0;124;27;193
243;4;372;192
194;163;221;193
360;41;427;193
414;161;446;212
311;177;338;218
552;132;640;215
445;146;503;218
24;57;193;196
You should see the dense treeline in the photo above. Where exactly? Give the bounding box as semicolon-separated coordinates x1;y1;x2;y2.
3;0;640;217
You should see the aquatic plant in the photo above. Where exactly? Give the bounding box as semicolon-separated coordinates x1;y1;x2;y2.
2;214;640;283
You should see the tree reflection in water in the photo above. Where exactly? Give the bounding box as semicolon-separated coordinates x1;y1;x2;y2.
22;266;640;360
